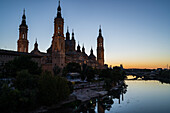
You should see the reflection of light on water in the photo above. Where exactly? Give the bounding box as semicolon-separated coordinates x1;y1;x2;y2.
105;80;170;113
137;77;144;80
126;75;144;80
126;75;136;79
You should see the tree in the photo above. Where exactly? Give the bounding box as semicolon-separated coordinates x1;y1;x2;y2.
86;66;95;81
100;68;112;79
14;70;39;90
4;55;41;77
62;62;81;76
82;64;95;81
0;83;20;112
13;70;39;110
160;70;170;79
38;72;70;106
53;65;61;76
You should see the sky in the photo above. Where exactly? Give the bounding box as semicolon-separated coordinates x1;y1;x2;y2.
0;0;170;69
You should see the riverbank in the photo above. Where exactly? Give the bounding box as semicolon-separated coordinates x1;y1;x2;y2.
32;80;125;113
157;77;170;83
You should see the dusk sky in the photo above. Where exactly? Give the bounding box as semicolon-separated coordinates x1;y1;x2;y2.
0;0;170;69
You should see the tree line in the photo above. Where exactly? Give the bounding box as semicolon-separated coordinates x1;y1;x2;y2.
0;55;126;112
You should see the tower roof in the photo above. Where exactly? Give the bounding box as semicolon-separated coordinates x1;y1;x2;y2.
82;44;85;53
77;42;81;52
71;29;75;40
20;9;27;26
22;9;26;20
57;0;61;11
66;26;70;40
34;38;39;50
89;47;96;60
98;25;102;37
90;47;93;55
57;0;62;18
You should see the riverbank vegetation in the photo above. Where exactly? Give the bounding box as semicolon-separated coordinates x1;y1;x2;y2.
0;56;70;112
156;70;170;83
0;56;126;112
159;70;170;79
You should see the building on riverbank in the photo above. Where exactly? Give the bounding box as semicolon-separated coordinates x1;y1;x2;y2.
0;1;107;74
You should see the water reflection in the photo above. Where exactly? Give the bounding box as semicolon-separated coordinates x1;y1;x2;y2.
75;78;170;113
107;80;170;113
76;84;127;113
126;75;144;80
54;76;170;113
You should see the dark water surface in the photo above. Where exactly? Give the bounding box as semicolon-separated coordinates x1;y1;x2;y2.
103;78;170;113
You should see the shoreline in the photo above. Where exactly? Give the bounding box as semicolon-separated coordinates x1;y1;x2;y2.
32;80;125;113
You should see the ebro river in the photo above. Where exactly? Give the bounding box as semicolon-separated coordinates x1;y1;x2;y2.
54;75;170;113
103;75;170;113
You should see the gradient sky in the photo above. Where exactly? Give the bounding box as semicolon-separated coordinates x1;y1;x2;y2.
0;0;170;69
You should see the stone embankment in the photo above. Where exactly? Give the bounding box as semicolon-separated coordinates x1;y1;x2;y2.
73;81;107;102
33;81;125;113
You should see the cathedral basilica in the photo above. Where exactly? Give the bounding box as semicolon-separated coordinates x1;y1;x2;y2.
0;1;106;73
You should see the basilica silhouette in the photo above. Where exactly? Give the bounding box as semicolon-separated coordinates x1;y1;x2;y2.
0;1;106;73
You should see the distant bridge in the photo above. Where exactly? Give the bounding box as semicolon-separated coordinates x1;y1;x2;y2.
124;69;158;78
125;71;150;77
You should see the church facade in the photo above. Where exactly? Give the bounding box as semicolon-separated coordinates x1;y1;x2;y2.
0;1;106;74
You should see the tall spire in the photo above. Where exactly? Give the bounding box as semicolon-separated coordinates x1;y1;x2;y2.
34;38;38;50
35;38;38;43
22;9;26;19
66;26;70;40
23;8;25;15
71;29;75;40
82;44;85;53
90;47;94;55
57;0;62;18
99;25;102;37
67;26;69;32
21;8;26;25
77;41;81;52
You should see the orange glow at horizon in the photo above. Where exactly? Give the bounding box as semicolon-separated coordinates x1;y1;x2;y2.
105;54;170;69
106;61;170;69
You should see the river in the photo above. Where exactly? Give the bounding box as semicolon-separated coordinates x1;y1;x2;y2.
54;75;170;113
100;76;170;113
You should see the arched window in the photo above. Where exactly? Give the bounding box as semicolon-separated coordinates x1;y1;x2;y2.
99;43;102;47
58;26;60;34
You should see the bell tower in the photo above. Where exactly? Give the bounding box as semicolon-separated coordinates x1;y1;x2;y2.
52;0;65;69
53;0;64;37
97;25;104;66
17;9;29;52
